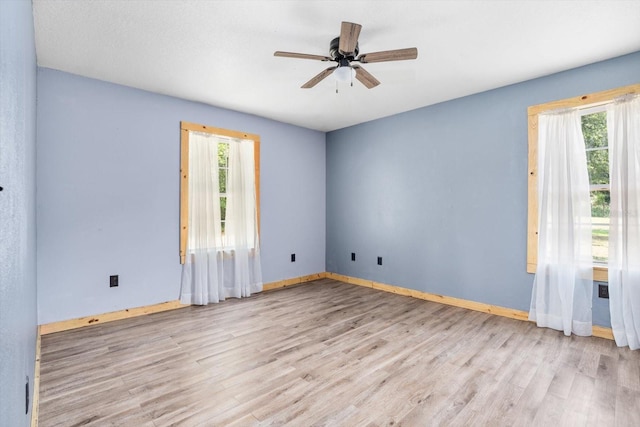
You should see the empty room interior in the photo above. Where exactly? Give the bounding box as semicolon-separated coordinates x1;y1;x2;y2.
2;1;640;426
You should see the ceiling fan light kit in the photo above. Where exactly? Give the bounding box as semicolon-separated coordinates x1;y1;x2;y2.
333;66;355;83
274;21;418;90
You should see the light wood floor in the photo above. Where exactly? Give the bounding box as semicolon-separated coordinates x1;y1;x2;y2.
39;279;640;426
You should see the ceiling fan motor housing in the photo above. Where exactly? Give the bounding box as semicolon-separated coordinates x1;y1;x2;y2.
330;37;359;60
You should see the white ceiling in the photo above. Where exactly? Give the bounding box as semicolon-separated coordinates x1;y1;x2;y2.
33;1;640;132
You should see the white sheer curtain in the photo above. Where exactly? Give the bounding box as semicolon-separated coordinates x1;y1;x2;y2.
608;96;640;350
530;110;593;336
180;132;262;305
221;138;262;298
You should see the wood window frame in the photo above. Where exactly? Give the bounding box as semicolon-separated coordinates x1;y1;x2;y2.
527;83;640;282
179;121;260;264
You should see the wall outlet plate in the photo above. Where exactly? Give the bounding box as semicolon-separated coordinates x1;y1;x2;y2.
291;253;295;262
377;257;382;266
351;253;356;261
598;284;609;299
110;275;119;287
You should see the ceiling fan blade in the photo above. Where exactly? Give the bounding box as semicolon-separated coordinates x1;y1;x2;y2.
353;65;380;89
357;47;418;63
338;21;362;56
274;51;332;61
301;66;338;88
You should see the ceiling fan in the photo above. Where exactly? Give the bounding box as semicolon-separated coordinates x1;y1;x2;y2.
274;21;418;90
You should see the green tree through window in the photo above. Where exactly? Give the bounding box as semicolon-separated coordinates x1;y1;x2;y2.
218;142;229;233
581;111;609;263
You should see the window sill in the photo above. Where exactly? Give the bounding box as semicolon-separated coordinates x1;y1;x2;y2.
593;265;608;282
527;263;608;282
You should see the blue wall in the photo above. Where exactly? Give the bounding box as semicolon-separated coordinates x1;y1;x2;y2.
326;51;640;328
0;0;38;425
37;68;325;324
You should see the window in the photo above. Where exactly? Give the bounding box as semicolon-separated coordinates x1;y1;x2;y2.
527;83;640;282
217;140;229;234
581;108;609;264
179;121;260;264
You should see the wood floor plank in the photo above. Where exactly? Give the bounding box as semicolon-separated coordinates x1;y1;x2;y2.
614;386;640;426
37;279;640;426
617;350;640;391
560;372;596;426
